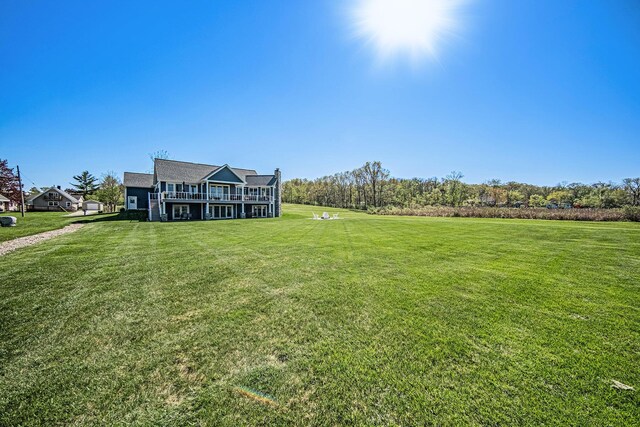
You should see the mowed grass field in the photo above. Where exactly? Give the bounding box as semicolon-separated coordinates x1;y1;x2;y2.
0;211;118;243
1;204;639;425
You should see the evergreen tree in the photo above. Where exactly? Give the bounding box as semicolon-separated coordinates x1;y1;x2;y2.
71;171;99;197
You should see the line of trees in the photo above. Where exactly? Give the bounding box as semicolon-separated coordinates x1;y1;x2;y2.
283;161;640;210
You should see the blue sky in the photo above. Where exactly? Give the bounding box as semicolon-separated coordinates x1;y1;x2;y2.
1;0;639;188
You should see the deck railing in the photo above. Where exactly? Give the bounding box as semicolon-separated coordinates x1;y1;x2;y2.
158;192;273;203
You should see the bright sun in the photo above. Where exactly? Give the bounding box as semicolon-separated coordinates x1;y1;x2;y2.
351;0;467;64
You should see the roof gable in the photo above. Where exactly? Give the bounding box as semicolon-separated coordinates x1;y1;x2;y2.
204;165;245;183
28;187;80;203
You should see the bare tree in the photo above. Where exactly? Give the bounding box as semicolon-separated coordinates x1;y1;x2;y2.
148;150;170;172
623;178;640;206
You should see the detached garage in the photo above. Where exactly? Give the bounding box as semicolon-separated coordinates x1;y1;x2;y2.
82;200;103;211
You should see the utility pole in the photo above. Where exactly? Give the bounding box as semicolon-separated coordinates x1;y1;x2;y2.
16;165;25;217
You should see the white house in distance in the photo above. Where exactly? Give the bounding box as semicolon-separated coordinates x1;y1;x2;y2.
0;194;18;212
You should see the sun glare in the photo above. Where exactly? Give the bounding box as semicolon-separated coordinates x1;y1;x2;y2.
351;0;467;65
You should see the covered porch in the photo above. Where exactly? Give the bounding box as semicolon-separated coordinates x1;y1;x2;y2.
161;202;275;221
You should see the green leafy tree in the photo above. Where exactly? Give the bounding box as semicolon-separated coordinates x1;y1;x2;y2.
546;190;572;206
606;189;630;208
575;194;601;208
507;190;525;207
444;171;466;207
528;194;547;207
71;171;99;197
96;172;123;213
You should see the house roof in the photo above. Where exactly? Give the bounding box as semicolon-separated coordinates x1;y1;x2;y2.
153;159;263;184
123;172;154;188
28;187;80;203
0;194;10;202
245;175;277;186
66;190;85;199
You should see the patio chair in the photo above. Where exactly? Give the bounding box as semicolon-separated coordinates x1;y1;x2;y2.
333;213;339;219
312;212;319;220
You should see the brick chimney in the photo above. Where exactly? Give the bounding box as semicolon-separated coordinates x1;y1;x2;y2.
274;168;282;217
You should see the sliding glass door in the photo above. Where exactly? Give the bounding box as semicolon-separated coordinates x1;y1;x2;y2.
252;205;267;218
208;205;233;219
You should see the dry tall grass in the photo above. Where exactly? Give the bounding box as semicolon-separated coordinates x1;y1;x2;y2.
369;206;640;221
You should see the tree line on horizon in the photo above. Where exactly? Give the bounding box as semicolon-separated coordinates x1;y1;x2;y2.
283;161;640;210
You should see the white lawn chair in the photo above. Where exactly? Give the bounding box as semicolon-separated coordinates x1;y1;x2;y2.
312;212;319;220
333;213;339;220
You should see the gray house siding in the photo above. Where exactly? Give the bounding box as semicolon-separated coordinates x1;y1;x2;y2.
127;159;280;221
126;187;152;210
30;190;80;212
206;167;243;183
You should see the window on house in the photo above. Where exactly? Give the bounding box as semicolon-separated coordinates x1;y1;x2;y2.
66;202;71;207
173;204;190;219
209;185;228;199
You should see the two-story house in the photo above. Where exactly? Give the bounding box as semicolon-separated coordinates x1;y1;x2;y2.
27;186;83;211
124;159;281;221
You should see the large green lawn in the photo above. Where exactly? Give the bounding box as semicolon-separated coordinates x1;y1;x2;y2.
0;211;120;243
1;204;639;425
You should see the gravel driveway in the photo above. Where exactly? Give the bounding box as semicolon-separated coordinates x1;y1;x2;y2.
0;223;85;256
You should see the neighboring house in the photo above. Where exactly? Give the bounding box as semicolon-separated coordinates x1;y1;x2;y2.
0;194;11;212
28;186;83;211
0;194;19;212
123;159;282;221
